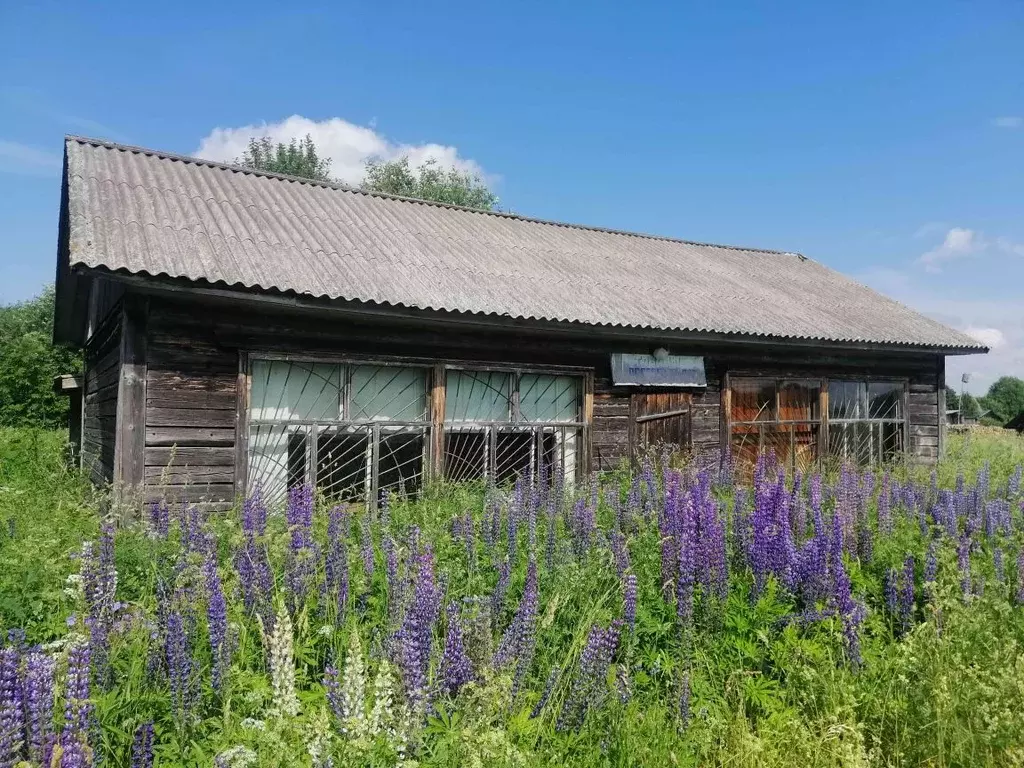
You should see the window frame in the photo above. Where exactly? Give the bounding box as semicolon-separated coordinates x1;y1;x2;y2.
238;352;592;507
724;372;909;470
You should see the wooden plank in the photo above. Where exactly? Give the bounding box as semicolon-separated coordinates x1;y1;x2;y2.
145;446;237;467
114;296;148;499
430;364;445;478
144;466;236;484
145;427;236;447
911;425;940;437
147;370;236;392
582;371;594;474
146;389;236;410
147;408;235;428
144;483;235;504
233;352;249;495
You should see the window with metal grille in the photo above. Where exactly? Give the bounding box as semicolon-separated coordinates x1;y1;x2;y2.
443;369;583;485
728;376;906;471
247;359;429;509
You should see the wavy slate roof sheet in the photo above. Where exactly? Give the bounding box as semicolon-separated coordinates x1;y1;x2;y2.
61;136;983;351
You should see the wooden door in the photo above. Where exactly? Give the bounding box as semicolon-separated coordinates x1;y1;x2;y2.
630;392;692;458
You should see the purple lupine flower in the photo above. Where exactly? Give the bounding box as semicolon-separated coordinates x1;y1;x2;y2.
957;533;972;598
493;561;540;697
204;553;230;695
0;645;23;768
235;495;273;630
827;511;862;667
439;602;474;697
692;476;728;602
323;664;342;724
986;500;1011;539
165;609;196;728
491;558;511;626
791;472;806;540
557;620;622;731
379;489;392;530
396;543;441;708
324;506;351;624
530;666;560;718
286;485;316;612
1008;466;1022;498
81;520;117;685
641;457;657;521
623;573;638;632
883;569;899;619
23;651;56;766
924;538;939;602
148;500;170;539
130;722;154;768
678;670;691;729
731;487;751;571
609;531;630;578
59;642;92;768
675;493;696;628
898;555;915;634
750;472;796;594
994;547;1006;584
383;535;402;625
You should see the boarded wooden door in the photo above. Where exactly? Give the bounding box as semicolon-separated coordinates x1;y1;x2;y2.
630;392;692;458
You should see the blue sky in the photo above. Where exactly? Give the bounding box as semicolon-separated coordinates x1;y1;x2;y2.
1;0;1021;392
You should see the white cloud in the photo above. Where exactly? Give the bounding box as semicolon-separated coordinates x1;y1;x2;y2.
917;227;984;272
0;139;61;176
859;268;1023;394
992;116;1023;128
194;114;489;186
963;327;1006;350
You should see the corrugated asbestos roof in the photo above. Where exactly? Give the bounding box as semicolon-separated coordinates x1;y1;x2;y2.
61;136;984;351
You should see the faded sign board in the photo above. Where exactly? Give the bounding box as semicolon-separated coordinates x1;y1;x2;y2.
610;354;706;387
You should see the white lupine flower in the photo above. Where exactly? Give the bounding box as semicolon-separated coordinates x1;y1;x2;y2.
305;708;332;765
239;717;265;730
213;745;258;767
368;658;397;738
340;629;368;737
269;602;300;718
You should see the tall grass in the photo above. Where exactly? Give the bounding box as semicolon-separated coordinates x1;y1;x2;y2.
0;428;1022;767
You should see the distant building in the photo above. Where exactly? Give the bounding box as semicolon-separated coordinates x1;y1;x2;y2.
53;137;986;509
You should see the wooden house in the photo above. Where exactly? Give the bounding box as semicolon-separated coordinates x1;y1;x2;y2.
53;137;986;510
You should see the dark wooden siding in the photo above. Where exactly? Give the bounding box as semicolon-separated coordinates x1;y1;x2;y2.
135;295;947;505
81;317;120;485
143;302;238;510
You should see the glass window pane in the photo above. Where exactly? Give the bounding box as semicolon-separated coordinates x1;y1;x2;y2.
778;380;820;421
350;365;427;421
731;378;775;422
251;360;342;422
828;381;866;420
445;370;512;422
520;374;579;422
378;427;426;499
444;428;488;482
317;429;370;501
868;382;902;419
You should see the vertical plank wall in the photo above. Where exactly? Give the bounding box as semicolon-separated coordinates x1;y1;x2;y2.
81;318;121;486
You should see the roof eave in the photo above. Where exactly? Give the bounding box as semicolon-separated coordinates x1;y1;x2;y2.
80;266;988;356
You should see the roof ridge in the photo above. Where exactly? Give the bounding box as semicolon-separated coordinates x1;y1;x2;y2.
64;134;798;257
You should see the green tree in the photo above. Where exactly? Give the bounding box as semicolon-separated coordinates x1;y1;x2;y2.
979;376;1024;425
944;386;982;422
0;286;82;428
236;134;333;181
362;156;499;211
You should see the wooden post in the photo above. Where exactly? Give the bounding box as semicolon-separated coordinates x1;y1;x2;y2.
234;352;250;498
819;379;829;464
582;372;594;475
430;364;446;479
720;372;732;456
114;295;148;511
936;357;946;460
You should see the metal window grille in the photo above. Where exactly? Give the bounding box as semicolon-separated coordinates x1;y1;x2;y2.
442;369;584;486
729;376;906;472
247;359;430;509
